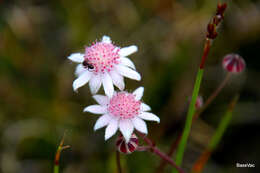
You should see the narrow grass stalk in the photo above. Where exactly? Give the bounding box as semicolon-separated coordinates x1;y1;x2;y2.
54;134;70;173
172;3;228;172
192;95;239;173
172;68;204;173
208;95;239;150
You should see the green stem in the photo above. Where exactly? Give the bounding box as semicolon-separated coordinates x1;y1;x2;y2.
208;95;239;150
54;165;59;173
173;68;204;173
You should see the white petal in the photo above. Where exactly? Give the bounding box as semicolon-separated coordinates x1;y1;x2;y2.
75;64;86;77
133;87;144;100
116;65;141;81
94;114;111;131
138;112;160;123
110;71;125;90
102;35;111;43
119;45;138;57
73;71;92;91
119;119;134;143
120;57;136;69
68;53;84;63
105;118;118;140
93;95;109;105
132;117;148;134
83;105;107;114
141;103;151;111
89;74;102;94
102;72;114;98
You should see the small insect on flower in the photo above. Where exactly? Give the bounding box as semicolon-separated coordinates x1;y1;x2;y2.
116;133;138;154
68;35;141;97
83;87;160;142
222;54;246;73
82;59;94;70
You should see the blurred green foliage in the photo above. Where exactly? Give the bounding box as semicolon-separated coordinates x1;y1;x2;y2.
0;0;260;173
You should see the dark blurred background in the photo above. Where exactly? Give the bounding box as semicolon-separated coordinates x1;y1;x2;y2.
0;0;260;173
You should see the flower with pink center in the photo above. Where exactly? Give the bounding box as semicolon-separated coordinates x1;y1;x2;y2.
83;87;160;142
68;36;141;97
222;54;246;73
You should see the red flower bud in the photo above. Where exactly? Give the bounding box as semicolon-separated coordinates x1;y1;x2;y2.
116;133;138;154
222;54;246;73
195;96;203;109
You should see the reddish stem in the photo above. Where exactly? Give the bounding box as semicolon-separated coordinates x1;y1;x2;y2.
191;150;212;173
155;133;182;173
200;38;211;69
193;72;232;120
137;132;185;173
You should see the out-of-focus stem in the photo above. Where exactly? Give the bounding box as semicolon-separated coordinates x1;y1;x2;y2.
53;134;70;173
194;72;232;120
192;95;239;173
137;132;185;173
116;150;122;173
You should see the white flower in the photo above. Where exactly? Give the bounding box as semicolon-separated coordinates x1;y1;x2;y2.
68;35;141;98
83;87;160;142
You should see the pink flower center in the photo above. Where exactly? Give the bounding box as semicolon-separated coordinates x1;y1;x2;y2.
84;42;120;73
108;92;141;119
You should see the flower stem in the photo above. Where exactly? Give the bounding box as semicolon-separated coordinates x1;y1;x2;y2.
137;132;185;173
193;72;232;120
116;150;122;173
53;134;70;173
155;133;182;173
173;68;204;173
192;95;239;173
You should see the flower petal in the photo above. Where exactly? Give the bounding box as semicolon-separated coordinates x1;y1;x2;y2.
105;118;118;140
94;114;111;131
110;70;125;91
89;74;102;94
93;95;109;105
138;112;160;123
116;65;141;81
68;53;84;63
75;64;86;77
141;103;151;111
102;35;112;43
132;117;148;134
102;72;114;98
120;57;136;69
119;119;134;143
133;87;144;100
73;71;92;91
119;45;138;57
83;105;107;114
